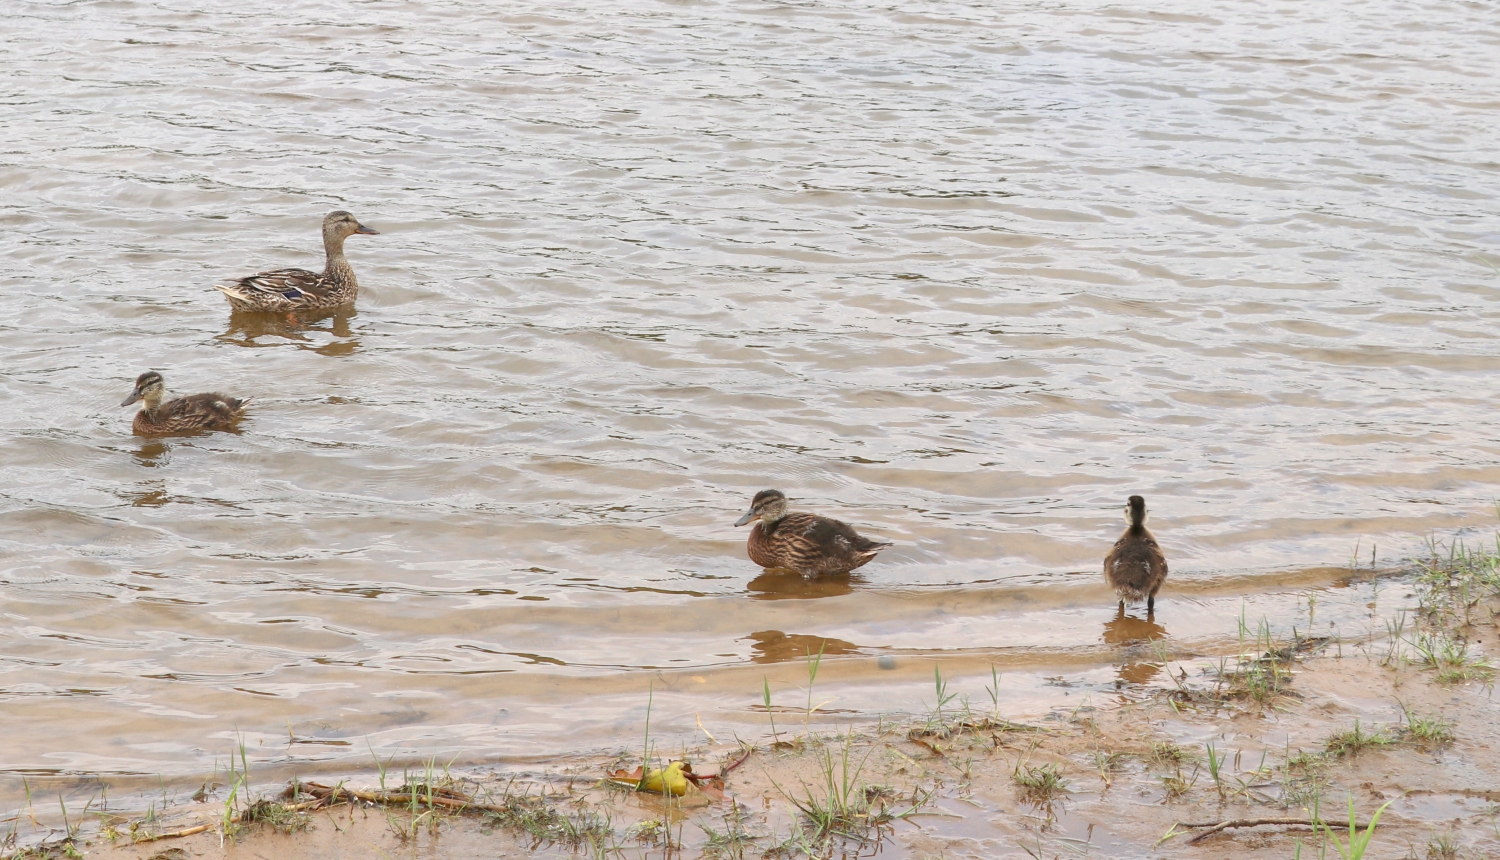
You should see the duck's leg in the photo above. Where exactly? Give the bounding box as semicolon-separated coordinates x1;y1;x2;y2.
1146;595;1155;614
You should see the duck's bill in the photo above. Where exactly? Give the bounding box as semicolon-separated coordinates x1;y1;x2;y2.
120;390;143;407
734;510;756;527
356;224;379;235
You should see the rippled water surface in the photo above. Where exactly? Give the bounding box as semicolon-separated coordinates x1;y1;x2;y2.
2;0;1499;804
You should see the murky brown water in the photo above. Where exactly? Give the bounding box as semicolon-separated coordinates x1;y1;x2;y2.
2;0;1498;810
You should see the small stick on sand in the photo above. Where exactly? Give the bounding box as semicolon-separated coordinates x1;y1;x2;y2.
1176;817;1378;845
716;746;753;777
133;823;213;842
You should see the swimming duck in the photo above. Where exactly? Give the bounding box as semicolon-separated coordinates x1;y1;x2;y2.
1102;495;1168;613
121;371;249;436
215;211;378;312
734;489;892;577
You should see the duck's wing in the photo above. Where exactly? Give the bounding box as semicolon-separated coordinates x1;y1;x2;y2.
216;267;331;309
788;513;891;573
1103;537;1125;575
815;515;891;552
160;393;249;431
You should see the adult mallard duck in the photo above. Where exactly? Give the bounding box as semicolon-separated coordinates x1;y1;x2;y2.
121;371;249;436
734;489;892;577
215;211;378;312
1102;495;1168;613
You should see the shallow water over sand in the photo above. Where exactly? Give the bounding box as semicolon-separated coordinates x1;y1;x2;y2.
1;0;1498;805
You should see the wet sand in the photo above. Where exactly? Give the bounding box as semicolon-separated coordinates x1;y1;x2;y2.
18;564;1499;859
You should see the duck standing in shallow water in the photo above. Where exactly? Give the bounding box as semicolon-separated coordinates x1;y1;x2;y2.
734;489;892;577
216;211;378;312
121;371;249;436
1102;495;1168;614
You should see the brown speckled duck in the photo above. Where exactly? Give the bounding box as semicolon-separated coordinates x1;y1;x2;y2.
1102;495;1168;613
121;371;249;436
734;489;892;577
216;211;378;312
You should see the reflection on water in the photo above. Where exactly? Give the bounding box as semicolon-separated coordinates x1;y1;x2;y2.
746;570;860;601
1116;660;1163;688
129;440;170;468
217;309;360;354
745;631;861;665
1102;607;1166;647
125;484;170;508
1104;606;1169;687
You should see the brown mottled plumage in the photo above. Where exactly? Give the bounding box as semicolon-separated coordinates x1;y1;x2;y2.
121;371;249;436
215;211;378;312
1102;495;1168;613
734;489;891;577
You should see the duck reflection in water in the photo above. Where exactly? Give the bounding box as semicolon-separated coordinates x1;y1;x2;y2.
747;568;860;600
219;308;360;356
130;439;171;468
126;484;171;507
746;630;860;665
1103;604;1168;687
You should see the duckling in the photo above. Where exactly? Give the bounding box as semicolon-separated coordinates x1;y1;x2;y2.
121;371;249;436
734;489;891;577
215;211;378;312
1102;495;1168;613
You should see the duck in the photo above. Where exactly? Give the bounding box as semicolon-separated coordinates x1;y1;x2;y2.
1102;495;1168;613
734;489;892;577
215;211;378;312
121;371;249;435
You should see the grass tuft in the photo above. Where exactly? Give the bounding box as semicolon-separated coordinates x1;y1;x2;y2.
698;808;761;860
1400;708;1456;747
1147;741;1194;768
1317;794;1392;860
1093;750;1128;788
238;798;311;833
1323;720;1395;759
773;731;929;853
1425;829;1460;860
1409;631;1495;685
1224;613;1297;706
1160;768;1197;801
482;795;616;851
1011;761;1068;803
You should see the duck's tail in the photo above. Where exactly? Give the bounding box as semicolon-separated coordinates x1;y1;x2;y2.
215;283;256;308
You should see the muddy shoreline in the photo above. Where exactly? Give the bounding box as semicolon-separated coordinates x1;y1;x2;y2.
7;547;1498;859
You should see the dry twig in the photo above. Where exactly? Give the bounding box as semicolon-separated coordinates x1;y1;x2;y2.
1176;816;1378;845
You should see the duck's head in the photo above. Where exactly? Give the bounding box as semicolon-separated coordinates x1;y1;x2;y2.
323;210;379;242
121;371;165;408
735;489;788;526
1124;495;1147;527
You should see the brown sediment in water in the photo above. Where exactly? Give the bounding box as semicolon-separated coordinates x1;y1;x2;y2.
17;570;1499;860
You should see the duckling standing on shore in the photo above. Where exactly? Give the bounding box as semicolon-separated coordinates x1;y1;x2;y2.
216;211;378;312
121;371;249;436
1102;495;1168;614
734;489;891;577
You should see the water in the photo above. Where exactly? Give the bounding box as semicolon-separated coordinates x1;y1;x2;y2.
1;0;1498;805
